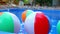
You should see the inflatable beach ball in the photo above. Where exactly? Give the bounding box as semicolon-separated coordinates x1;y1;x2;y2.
24;12;50;34
22;10;33;22
0;12;20;33
57;20;60;34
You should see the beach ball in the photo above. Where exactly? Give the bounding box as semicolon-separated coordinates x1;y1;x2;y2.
57;20;60;34
22;10;33;22
0;12;20;33
24;12;50;34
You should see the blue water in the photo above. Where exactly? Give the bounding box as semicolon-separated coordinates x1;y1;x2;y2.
0;8;60;34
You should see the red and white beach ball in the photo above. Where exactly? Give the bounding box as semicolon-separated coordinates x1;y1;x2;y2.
24;12;50;34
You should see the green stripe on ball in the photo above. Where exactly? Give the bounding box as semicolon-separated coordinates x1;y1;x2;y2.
0;12;14;33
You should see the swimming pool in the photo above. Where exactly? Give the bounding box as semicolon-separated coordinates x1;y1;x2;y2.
0;8;60;34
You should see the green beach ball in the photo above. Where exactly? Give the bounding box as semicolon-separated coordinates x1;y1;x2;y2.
57;20;60;34
0;12;20;33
